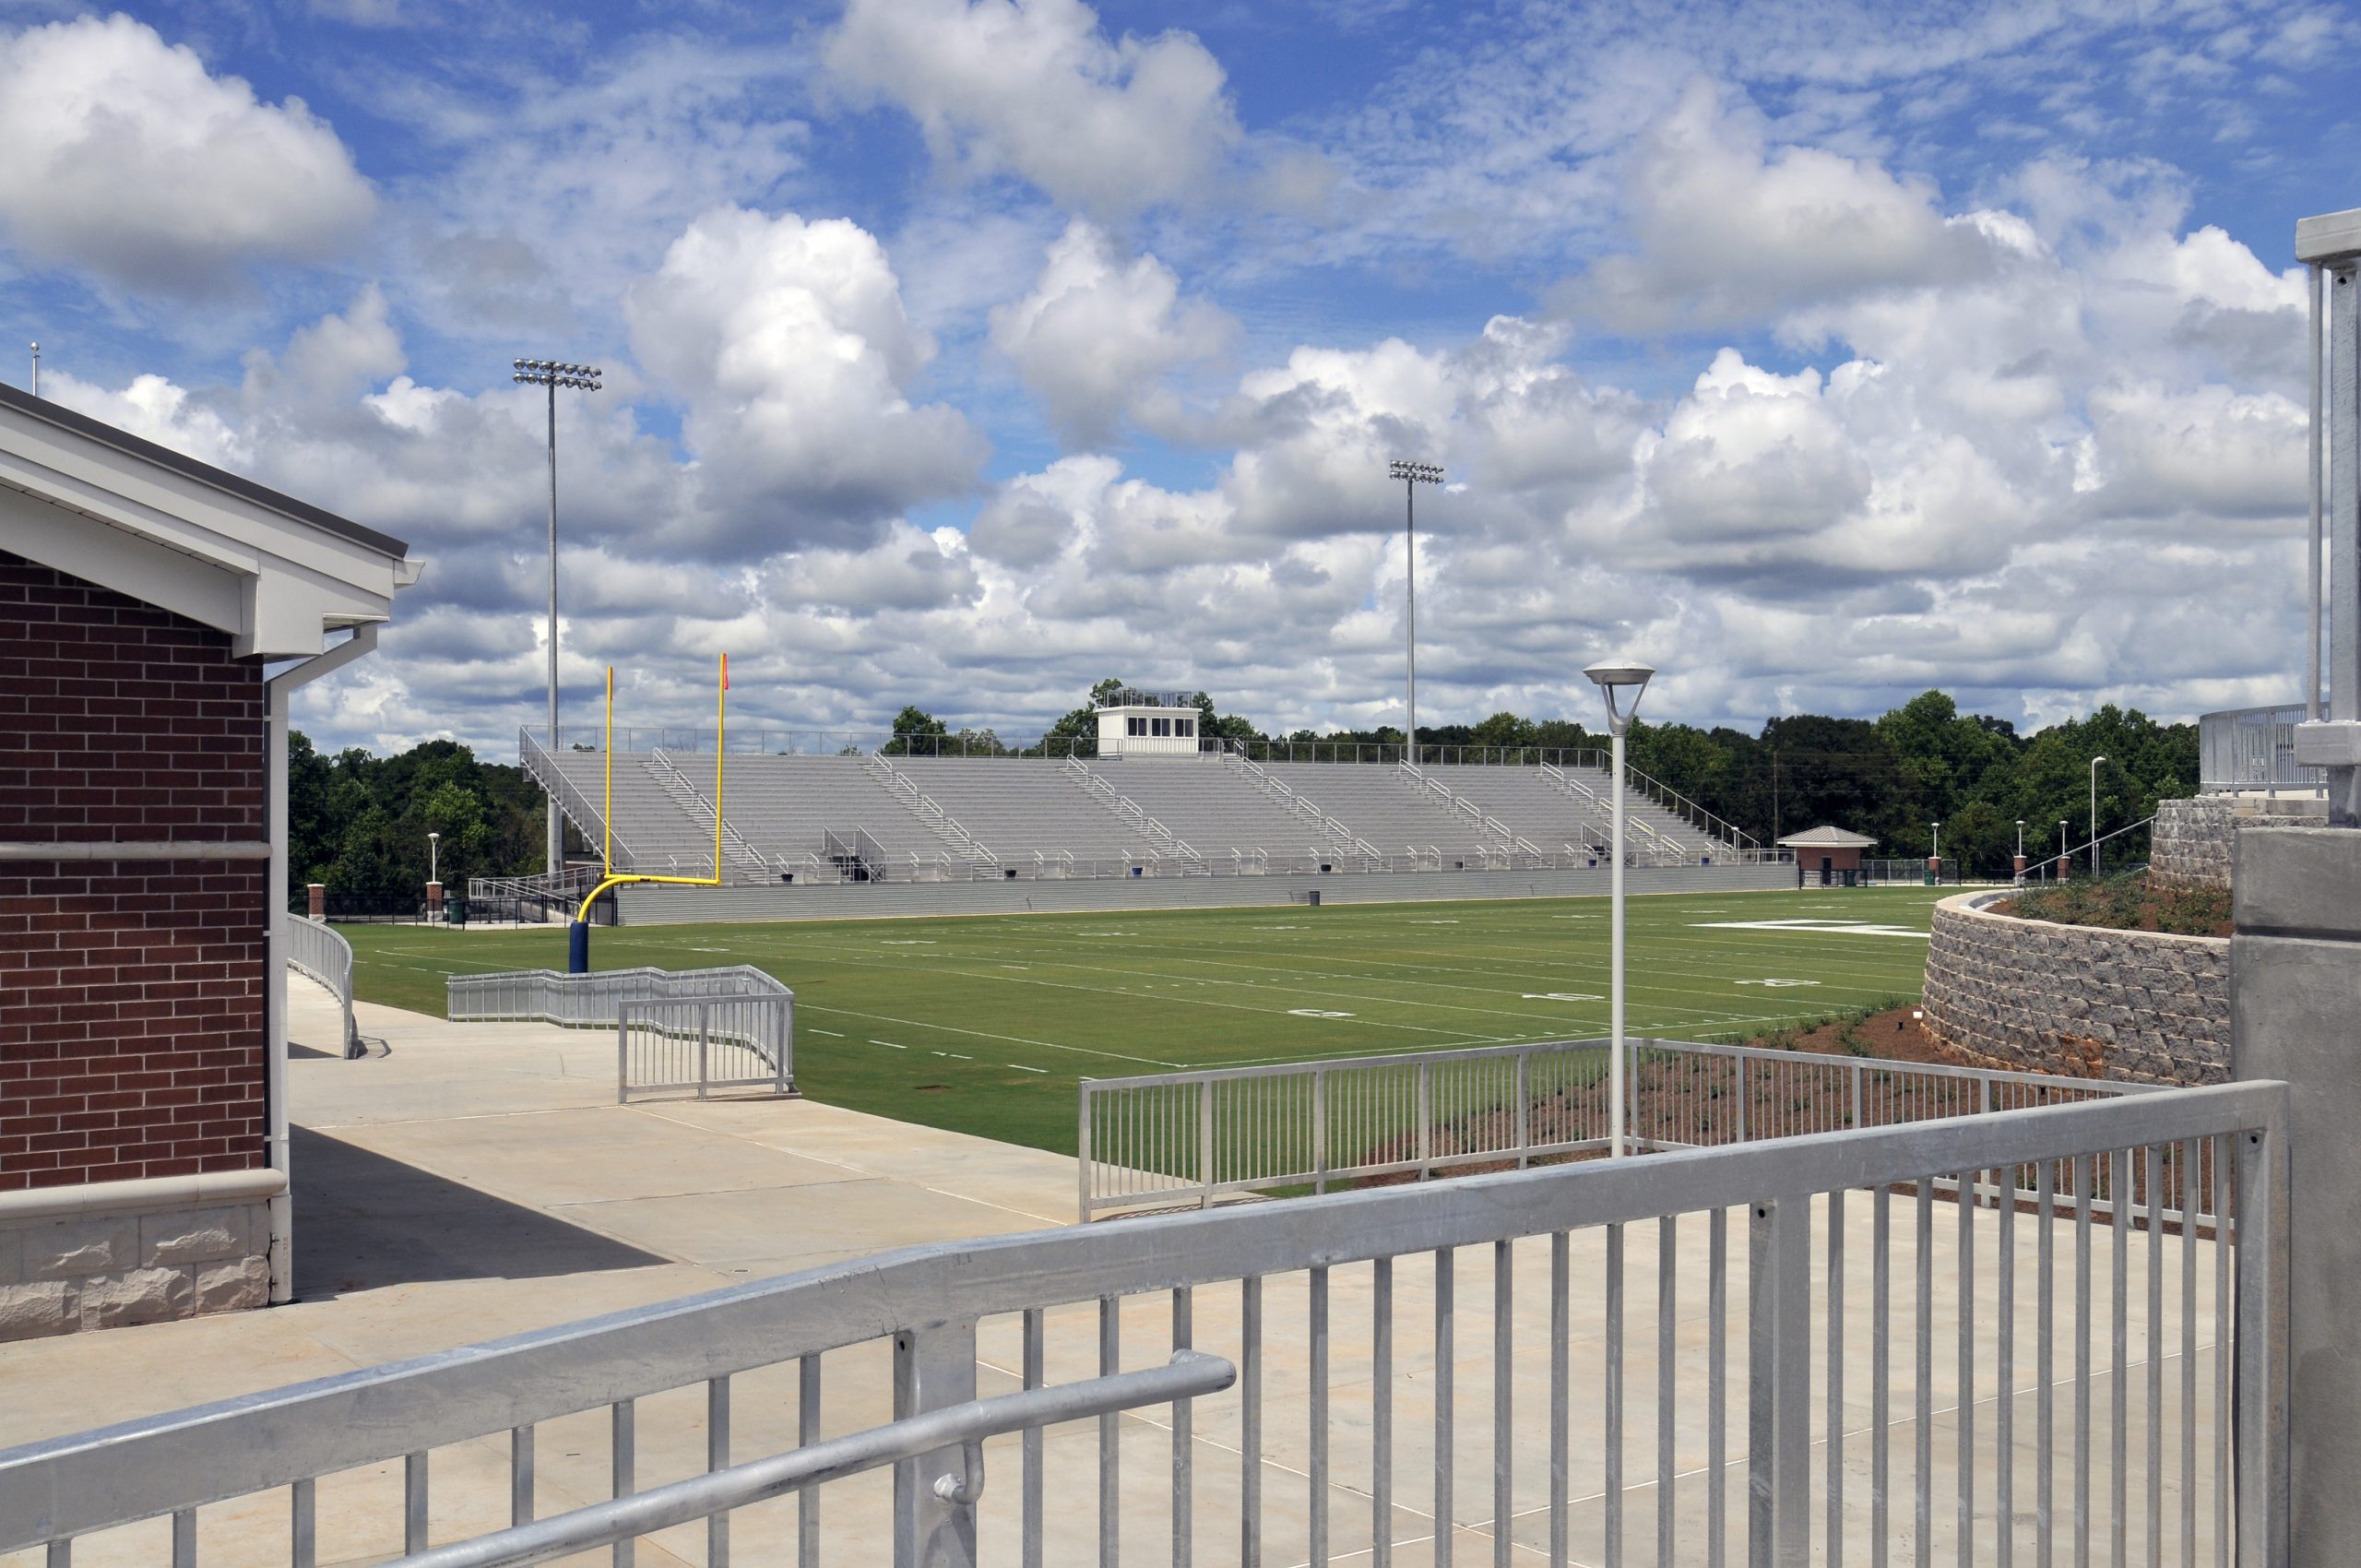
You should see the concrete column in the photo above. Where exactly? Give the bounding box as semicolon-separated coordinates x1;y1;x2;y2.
307;883;325;920
2231;826;2361;1560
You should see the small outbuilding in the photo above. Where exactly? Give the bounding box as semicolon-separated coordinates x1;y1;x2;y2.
1776;825;1878;886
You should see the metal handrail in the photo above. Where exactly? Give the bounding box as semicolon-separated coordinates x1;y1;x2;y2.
391;1353;1234;1568
517;729;639;868
2019;814;2158;881
1077;1033;2154;1219
0;1079;2286;1558
285;915;360;1058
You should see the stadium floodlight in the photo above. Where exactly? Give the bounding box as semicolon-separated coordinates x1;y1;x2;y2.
513;356;604;875
1389;460;1443;766
1584;656;1655;1159
2089;754;2107;874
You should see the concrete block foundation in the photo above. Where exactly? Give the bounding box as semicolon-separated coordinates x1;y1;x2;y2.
0;1170;282;1340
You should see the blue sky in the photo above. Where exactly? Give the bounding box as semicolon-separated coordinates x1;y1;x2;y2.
1;0;2350;750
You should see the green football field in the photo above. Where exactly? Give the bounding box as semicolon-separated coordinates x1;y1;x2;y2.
341;885;1950;1156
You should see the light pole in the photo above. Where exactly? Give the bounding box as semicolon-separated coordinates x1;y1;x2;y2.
428;831;440;885
2089;754;2108;875
513;358;603;878
2015;819;2026;885
1585;657;1654;1159
1388;460;1442;766
2058;821;2069;880
1930;822;1941;885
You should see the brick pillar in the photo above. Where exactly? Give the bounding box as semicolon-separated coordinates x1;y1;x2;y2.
424;880;444;918
2012;853;2026;880
307;883;325;920
2232;826;2361;1561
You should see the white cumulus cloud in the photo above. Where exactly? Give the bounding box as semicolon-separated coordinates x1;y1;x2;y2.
989;219;1232;445
825;0;1239;215
625;206;988;555
0;14;373;292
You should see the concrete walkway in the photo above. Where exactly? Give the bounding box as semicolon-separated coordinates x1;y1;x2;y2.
0;985;1077;1460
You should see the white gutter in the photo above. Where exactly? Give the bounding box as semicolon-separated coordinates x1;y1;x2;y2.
261;624;378;1304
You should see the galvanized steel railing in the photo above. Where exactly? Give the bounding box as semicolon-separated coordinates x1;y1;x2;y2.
285;915;360;1059
2199;703;2326;794
1077;1036;2148;1220
618;995;797;1103
0;1079;2288;1565
447;965;789;1027
449;967;795;1101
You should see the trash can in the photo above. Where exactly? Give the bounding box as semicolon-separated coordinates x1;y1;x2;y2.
1306;890;1322;908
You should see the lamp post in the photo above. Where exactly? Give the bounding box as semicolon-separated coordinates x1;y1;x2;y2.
2058;821;2069;881
1584;657;1655;1159
2089;754;2108;875
428;831;440;885
513;358;603;878
1931;821;1941;883
2015;819;2027;885
1387;460;1442;766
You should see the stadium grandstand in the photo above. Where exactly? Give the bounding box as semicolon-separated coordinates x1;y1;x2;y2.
509;690;1785;920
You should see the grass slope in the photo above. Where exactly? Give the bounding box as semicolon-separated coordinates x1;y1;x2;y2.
344;885;1948;1156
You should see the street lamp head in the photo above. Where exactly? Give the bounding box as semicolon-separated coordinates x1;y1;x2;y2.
1584;658;1655;736
1388;459;1443;485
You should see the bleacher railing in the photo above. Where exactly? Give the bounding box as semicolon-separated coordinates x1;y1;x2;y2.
0;1078;2287;1565
1077;1035;2149;1220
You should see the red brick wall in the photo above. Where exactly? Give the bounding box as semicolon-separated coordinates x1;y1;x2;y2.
0;551;269;1191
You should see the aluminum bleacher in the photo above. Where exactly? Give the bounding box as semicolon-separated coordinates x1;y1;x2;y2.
521;730;1767;893
889;758;1142;864
1258;761;1501;865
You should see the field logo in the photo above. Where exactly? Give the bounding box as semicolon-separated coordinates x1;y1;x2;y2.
1691;918;1928;940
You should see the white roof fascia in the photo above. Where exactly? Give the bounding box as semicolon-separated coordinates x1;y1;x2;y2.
0;395;411;657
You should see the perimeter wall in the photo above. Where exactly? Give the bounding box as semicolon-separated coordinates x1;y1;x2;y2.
614;861;1796;925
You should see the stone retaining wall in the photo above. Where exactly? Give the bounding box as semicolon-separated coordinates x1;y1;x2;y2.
0;1175;277;1340
2150;794;2325;891
1920;890;2228;1087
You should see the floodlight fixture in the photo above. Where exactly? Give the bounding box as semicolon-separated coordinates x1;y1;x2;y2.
1388;459;1443;767
515;353;605;873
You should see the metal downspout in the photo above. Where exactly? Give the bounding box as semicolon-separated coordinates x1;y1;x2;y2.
262;625;379;1304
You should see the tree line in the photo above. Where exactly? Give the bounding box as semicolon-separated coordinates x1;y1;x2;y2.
287;732;550;901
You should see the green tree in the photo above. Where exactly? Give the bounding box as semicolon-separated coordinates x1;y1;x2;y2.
881;705;950;756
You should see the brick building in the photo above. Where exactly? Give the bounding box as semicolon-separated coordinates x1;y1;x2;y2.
0;383;412;1336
